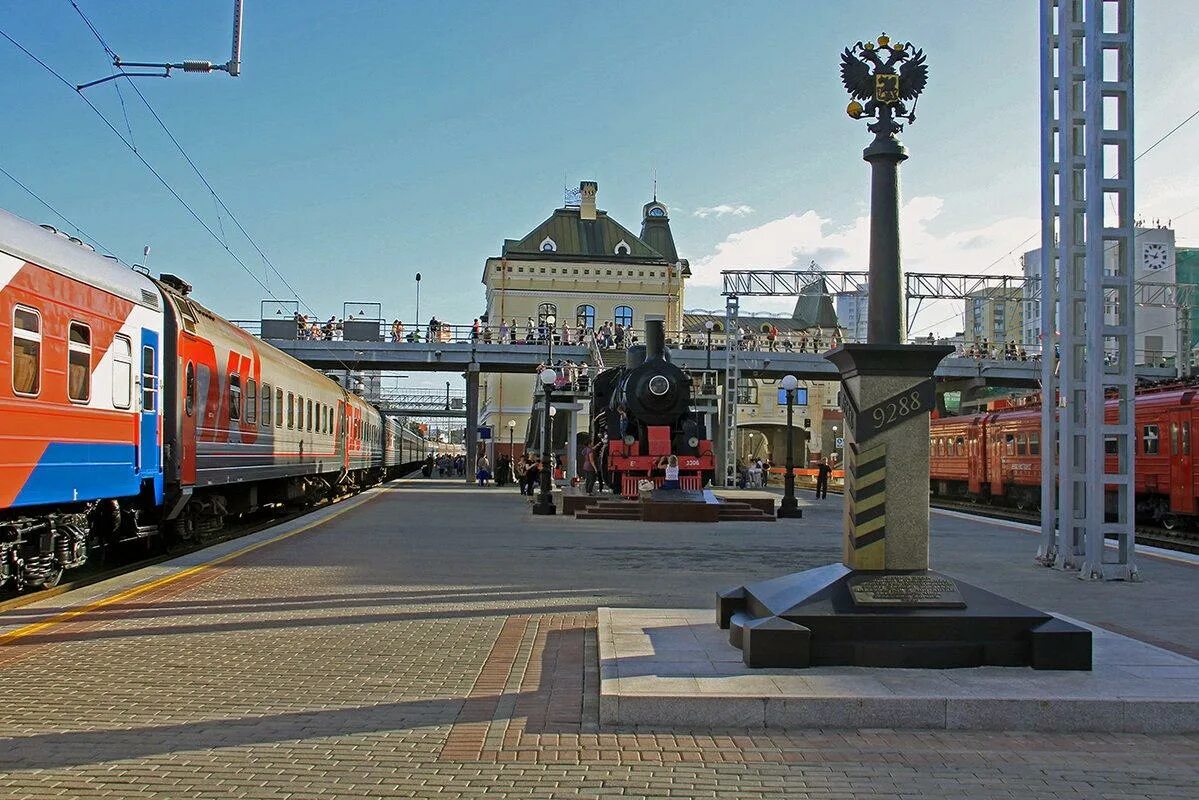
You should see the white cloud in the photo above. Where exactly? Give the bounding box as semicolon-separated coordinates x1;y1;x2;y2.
685;197;1041;335
692;203;755;219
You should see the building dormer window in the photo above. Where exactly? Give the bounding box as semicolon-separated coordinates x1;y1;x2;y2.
539;237;557;252
614;239;631;256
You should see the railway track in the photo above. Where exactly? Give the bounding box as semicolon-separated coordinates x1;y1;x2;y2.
0;466;423;612
0;504;325;612
929;498;1199;555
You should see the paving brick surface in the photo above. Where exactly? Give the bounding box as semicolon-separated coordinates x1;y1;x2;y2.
0;479;1195;799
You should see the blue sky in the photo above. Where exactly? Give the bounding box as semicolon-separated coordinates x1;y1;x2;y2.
2;1;1198;346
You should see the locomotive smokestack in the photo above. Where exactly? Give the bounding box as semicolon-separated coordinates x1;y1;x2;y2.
645;316;666;361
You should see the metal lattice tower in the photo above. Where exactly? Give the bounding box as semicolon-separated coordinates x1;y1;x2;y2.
723;294;740;487
1038;0;1138;580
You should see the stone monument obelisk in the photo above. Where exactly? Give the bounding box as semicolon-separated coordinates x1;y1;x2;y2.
717;34;1091;672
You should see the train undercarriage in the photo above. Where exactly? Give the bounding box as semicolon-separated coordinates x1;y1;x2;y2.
931;479;1191;530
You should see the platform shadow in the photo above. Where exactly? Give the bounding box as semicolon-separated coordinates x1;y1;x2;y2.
0;627;590;770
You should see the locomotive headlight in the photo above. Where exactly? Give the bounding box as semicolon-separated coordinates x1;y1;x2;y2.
688;436;700;448
648;375;670;396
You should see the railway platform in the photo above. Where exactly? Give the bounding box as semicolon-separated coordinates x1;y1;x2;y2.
0;478;1196;799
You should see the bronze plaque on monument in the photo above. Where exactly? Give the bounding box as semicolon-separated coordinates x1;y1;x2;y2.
848;573;967;608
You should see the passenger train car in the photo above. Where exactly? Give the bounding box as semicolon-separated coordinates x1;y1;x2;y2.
0;209;423;590
929;387;1198;528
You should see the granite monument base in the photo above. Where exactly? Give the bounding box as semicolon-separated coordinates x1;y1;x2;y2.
718;562;1091;670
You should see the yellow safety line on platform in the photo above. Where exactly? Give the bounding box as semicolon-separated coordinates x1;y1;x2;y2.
0;488;386;648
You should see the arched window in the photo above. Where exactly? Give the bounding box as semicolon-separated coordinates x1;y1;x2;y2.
614;239;631;256
538;302;557;326
576;304;596;330
539;236;557;252
615;305;633;328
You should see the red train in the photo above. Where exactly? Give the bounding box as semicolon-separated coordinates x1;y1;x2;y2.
929;387;1196;529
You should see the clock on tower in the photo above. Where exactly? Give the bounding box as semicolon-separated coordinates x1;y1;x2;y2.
1143;242;1169;271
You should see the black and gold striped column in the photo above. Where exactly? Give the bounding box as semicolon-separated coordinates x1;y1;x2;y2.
827;343;954;572
845;441;887;568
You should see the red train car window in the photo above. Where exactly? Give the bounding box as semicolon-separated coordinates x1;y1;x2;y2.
67;322;91;402
1142;425;1159;455
185;362;195;416
1029;433;1040;456
12;305;40;396
228;375;242;421
1171;423;1179;455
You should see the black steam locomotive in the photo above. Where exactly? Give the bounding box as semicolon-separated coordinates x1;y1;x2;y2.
591;319;715;495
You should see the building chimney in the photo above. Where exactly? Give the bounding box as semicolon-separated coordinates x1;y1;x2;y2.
579;181;597;221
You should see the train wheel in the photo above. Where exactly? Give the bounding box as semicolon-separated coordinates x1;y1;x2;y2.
37;566;64;589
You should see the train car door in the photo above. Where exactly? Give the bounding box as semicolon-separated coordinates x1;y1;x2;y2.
1168;410;1194;514
139;329;162;501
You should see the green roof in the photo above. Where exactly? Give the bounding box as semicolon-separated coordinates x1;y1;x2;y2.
791;277;841;329
502;208;667;262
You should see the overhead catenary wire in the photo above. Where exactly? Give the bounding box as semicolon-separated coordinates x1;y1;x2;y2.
0;162;121;258
3;18;361;377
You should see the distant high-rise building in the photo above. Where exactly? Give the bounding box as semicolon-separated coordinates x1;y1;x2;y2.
835;290;869;343
964;287;1022;349
1021;225;1181;364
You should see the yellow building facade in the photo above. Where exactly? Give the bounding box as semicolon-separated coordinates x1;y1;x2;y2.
479;182;687;445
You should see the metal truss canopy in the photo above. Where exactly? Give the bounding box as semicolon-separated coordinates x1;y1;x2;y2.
720;269;1195;308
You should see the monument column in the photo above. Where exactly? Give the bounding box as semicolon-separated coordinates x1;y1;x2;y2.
716;33;1091;672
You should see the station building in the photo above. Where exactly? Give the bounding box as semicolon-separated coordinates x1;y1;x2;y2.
478;181;688;453
478;181;847;471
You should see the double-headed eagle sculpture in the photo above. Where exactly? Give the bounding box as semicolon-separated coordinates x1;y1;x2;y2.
840;33;927;137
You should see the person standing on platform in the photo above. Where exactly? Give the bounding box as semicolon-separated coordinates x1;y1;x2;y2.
514;457;528;493
815;457;831;500
582;439;599;494
476;455;491;487
524;459;541;501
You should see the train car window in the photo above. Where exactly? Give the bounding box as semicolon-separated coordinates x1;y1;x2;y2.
1016;435;1027;456
287;392;295;429
1184;422;1191;455
1004;433;1015;455
1142;425;1160;455
246;378;257;423
1171;423;1179;455
113;335;133;409
12;305;41;396
141;346;157;412
307;399;313;432
1029;433;1039;456
275;388;283;428
261;383;271;427
1105;435;1119;455
184;362;195;416
228;375;242;421
67;322;92;402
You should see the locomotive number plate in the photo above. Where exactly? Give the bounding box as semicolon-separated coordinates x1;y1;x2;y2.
848;573;966;608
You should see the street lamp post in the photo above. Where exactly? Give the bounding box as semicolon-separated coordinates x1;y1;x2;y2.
415;273;422;330
778;374;802;518
445;380;451;411
705;320;715;371
545;313;556;364
532;368;557;515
